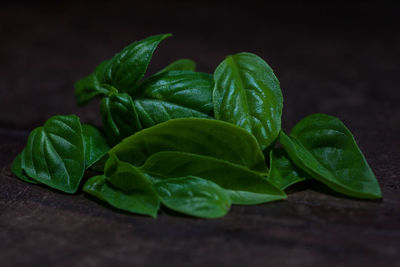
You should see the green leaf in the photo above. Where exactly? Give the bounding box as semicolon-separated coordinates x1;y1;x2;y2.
134;99;211;129
100;91;142;145
213;52;283;151
83;175;159;218
154;176;231;218
74;74;109;106
94;59;111;83
267;148;310;190
109;118;268;173
133;71;214;128
21;115;85;193
279;114;382;199
155;59;196;74
98;34;171;93
141;151;286;204
11;151;38;184
82;124;110;168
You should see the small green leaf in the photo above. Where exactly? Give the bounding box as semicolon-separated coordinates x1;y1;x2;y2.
98;34;172;93
213;52;283;151
279;114;382;199
82;124;110;168
83;175;159;218
141;151;286;205
267;148;310;190
11;151;38;184
94;59;111;83
134;99;211;129
154;176;231;218
74;74;109;106
100;92;142;145
133;70;214;128
21;115;85;193
109;118;268;173
155;59;196;74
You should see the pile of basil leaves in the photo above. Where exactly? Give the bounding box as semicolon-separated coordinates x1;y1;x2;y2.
11;34;382;219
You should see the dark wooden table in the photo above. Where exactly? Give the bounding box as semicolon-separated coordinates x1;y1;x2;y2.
1;1;399;266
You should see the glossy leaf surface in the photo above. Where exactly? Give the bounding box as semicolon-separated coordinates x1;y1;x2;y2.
279;114;381;199
133;71;214;128
11;151;38;184
100;92;142;144
213;52;283;150
109;118;268;173
155;59;196;74
99;34;171;93
154;176;231;218
82;124;110;168
141;151;286;204
267;148;309;190
83;175;159;218
21;115;85;193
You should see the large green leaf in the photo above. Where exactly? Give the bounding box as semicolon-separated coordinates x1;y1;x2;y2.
141;151;286;204
21;115;85;193
100;91;142;144
83;175;159;218
279;114;381;199
267;148;310;190
133;71;214;128
11;151;38;184
99;34;171;93
154;176;231;218
109;118;268;173
155;59;196;74
213;52;283;151
82;124;110;168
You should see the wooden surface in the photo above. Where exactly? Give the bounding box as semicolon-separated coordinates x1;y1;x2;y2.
1;1;399;266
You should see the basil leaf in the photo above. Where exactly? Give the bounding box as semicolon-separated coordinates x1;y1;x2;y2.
154;176;231;218
267;148;310;190
100;91;142;144
21;115;85;193
141;151;286;205
135;71;213;113
74;74;109;106
94;59;111;82
109;118;268;173
134;99;211;129
133;71;214;128
155;59;196;74
83;175;159;218
11;151;38;184
82;124;110;168
98;34;171;93
213;52;283;151
279;114;381;199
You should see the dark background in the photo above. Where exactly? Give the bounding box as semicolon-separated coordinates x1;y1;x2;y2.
1;1;399;266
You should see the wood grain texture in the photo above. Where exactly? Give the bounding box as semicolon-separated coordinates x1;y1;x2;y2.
1;1;399;266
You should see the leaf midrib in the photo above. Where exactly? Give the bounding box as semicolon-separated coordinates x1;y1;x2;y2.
226;55;252;122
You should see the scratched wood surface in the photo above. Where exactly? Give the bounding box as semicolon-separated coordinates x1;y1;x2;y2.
1;1;399;266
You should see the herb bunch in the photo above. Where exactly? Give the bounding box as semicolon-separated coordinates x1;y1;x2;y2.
12;34;382;218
